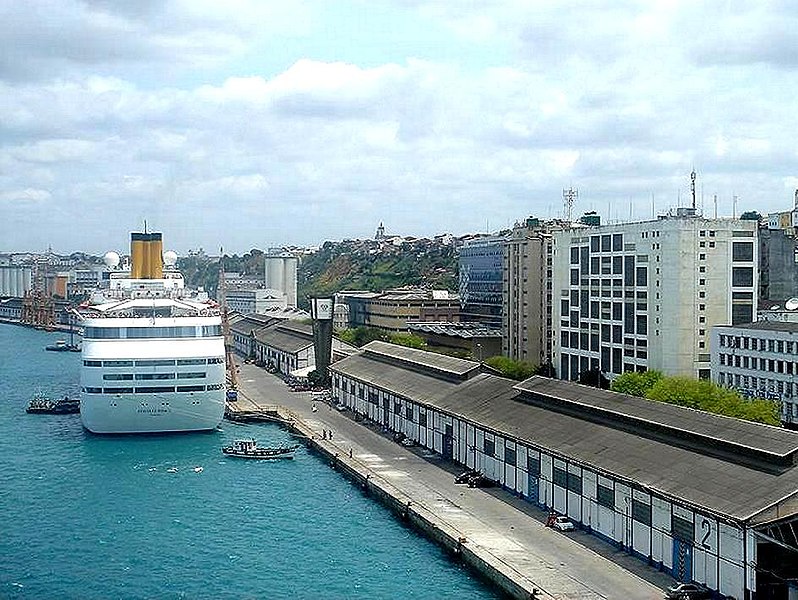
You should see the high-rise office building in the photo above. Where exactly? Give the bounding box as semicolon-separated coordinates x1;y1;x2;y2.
552;211;758;380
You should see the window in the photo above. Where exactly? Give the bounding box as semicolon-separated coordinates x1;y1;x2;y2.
394;400;401;414
505;446;517;466
612;233;623;251
672;515;694;542
134;386;174;393
527;455;541;476
732;241;753;261
136;359;176;367
590;236;600;252
570;247;580;264
177;372;205;379
83;360;102;367
601;235;611;252
418;411;427;427
567;472;582;494
177;385;205;392
104;360;134;367
636;267;647;286
597;484;614;508
699;253;706;260
177;358;206;365
136;373;176;380
103;374;133;380
552;466;568;487
632;499;652;525
405;405;414;421
483;438;495;456
732;266;754;287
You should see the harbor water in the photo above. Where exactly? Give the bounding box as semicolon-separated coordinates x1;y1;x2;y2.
0;324;500;599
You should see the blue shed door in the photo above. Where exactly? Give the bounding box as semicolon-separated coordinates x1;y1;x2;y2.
672;538;693;582
527;474;539;505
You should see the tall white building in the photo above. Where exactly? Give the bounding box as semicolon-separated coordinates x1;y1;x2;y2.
264;249;298;308
552;212;758;380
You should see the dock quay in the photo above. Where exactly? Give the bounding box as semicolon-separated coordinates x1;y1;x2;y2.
231;364;672;600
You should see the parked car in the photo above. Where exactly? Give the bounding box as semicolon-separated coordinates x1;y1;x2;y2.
552;516;575;532
334;403;347;412
664;582;711;600
467;473;496;488
454;469;478;484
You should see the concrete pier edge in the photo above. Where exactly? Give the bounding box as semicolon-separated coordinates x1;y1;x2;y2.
260;402;546;600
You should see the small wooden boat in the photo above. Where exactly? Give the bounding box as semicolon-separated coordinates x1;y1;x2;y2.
221;439;299;459
26;394;80;414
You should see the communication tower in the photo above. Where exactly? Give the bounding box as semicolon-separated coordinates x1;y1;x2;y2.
563;187;578;223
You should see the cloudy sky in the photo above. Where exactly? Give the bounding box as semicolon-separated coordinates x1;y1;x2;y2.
1;1;797;254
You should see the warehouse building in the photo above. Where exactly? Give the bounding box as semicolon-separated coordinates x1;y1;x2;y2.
330;341;798;599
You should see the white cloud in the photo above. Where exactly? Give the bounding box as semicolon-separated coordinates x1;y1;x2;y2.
1;1;797;253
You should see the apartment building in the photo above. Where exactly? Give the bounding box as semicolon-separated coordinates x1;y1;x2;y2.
552;212;758;380
503;218;558;368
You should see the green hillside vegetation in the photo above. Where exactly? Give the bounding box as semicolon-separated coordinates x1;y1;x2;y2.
610;371;780;425
298;240;457;306
179;240;457;309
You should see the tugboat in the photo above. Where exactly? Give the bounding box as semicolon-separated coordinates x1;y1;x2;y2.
26;394;80;414
221;439;299;460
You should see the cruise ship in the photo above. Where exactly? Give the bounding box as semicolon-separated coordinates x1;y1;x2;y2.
76;232;226;434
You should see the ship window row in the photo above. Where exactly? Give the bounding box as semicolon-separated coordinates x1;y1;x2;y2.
83;325;222;339
101;372;207;381
84;358;223;367
83;384;222;394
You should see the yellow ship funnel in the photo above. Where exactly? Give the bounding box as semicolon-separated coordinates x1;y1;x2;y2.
148;232;163;279
130;232;148;279
130;232;164;279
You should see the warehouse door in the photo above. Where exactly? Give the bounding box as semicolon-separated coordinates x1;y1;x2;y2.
442;425;453;460
672;538;693;583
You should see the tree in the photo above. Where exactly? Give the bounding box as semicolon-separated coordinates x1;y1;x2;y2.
388;332;427;349
484;356;538;381
645;376;780;425
610;370;664;397
336;326;389;347
740;211;762;222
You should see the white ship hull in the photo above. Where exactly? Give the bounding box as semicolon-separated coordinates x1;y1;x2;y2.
81;390;224;434
79;319;227;434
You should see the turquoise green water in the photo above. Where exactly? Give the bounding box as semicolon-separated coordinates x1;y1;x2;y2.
0;324;500;599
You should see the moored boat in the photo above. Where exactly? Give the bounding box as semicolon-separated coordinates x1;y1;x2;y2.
221;439;299;459
26;394;80;414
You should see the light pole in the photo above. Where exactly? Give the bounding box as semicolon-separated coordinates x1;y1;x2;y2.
476;342;482;363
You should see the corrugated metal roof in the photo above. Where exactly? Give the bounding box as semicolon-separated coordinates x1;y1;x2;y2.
514;377;798;459
331;354;798;522
362;340;480;379
255;323;313;353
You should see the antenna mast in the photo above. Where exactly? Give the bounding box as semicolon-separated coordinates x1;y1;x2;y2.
563;187;578;222
690;169;697;210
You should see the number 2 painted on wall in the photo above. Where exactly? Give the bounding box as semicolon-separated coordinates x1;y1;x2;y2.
700;519;711;549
